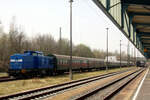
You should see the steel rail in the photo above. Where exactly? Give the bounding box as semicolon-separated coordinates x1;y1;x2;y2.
0;76;16;82
0;68;135;100
103;68;145;100
75;68;145;100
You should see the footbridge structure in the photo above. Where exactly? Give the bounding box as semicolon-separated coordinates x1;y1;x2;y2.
92;0;150;59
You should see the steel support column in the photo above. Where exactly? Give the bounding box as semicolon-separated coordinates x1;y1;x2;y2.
129;15;134;39
106;0;110;11
133;25;136;43
121;4;128;29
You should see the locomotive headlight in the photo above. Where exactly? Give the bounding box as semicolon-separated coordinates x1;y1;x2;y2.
10;59;23;62
10;59;15;62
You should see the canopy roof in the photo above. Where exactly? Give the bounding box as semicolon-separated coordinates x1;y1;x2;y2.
122;0;150;58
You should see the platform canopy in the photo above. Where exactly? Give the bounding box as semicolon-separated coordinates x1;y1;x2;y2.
92;0;150;58
122;0;150;58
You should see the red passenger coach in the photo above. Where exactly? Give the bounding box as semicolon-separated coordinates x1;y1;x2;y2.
51;54;106;73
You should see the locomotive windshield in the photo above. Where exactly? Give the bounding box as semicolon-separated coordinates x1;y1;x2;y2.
37;53;44;56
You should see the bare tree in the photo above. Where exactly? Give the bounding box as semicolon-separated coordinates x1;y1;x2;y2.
93;49;106;59
73;44;94;57
32;34;57;55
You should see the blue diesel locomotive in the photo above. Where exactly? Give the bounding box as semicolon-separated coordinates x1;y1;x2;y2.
8;51;134;77
9;51;55;77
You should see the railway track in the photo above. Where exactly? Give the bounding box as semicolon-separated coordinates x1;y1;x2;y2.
75;68;145;100
0;68;136;100
0;76;16;82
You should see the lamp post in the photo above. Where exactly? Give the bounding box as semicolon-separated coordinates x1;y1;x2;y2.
120;40;121;69
69;0;73;80
134;47;136;65
106;28;109;71
121;43;128;67
59;27;62;54
127;41;130;67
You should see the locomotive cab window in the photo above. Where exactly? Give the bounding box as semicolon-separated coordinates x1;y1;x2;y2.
32;53;38;56
38;53;44;56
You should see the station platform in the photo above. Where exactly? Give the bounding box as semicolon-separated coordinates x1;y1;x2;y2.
134;68;150;100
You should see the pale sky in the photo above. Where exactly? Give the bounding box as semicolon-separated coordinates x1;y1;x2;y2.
0;0;143;57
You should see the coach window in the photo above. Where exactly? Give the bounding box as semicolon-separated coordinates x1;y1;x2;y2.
67;60;69;64
60;60;61;64
58;59;60;64
60;60;62;64
61;59;63;64
64;60;66;64
61;59;64;64
60;59;62;64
